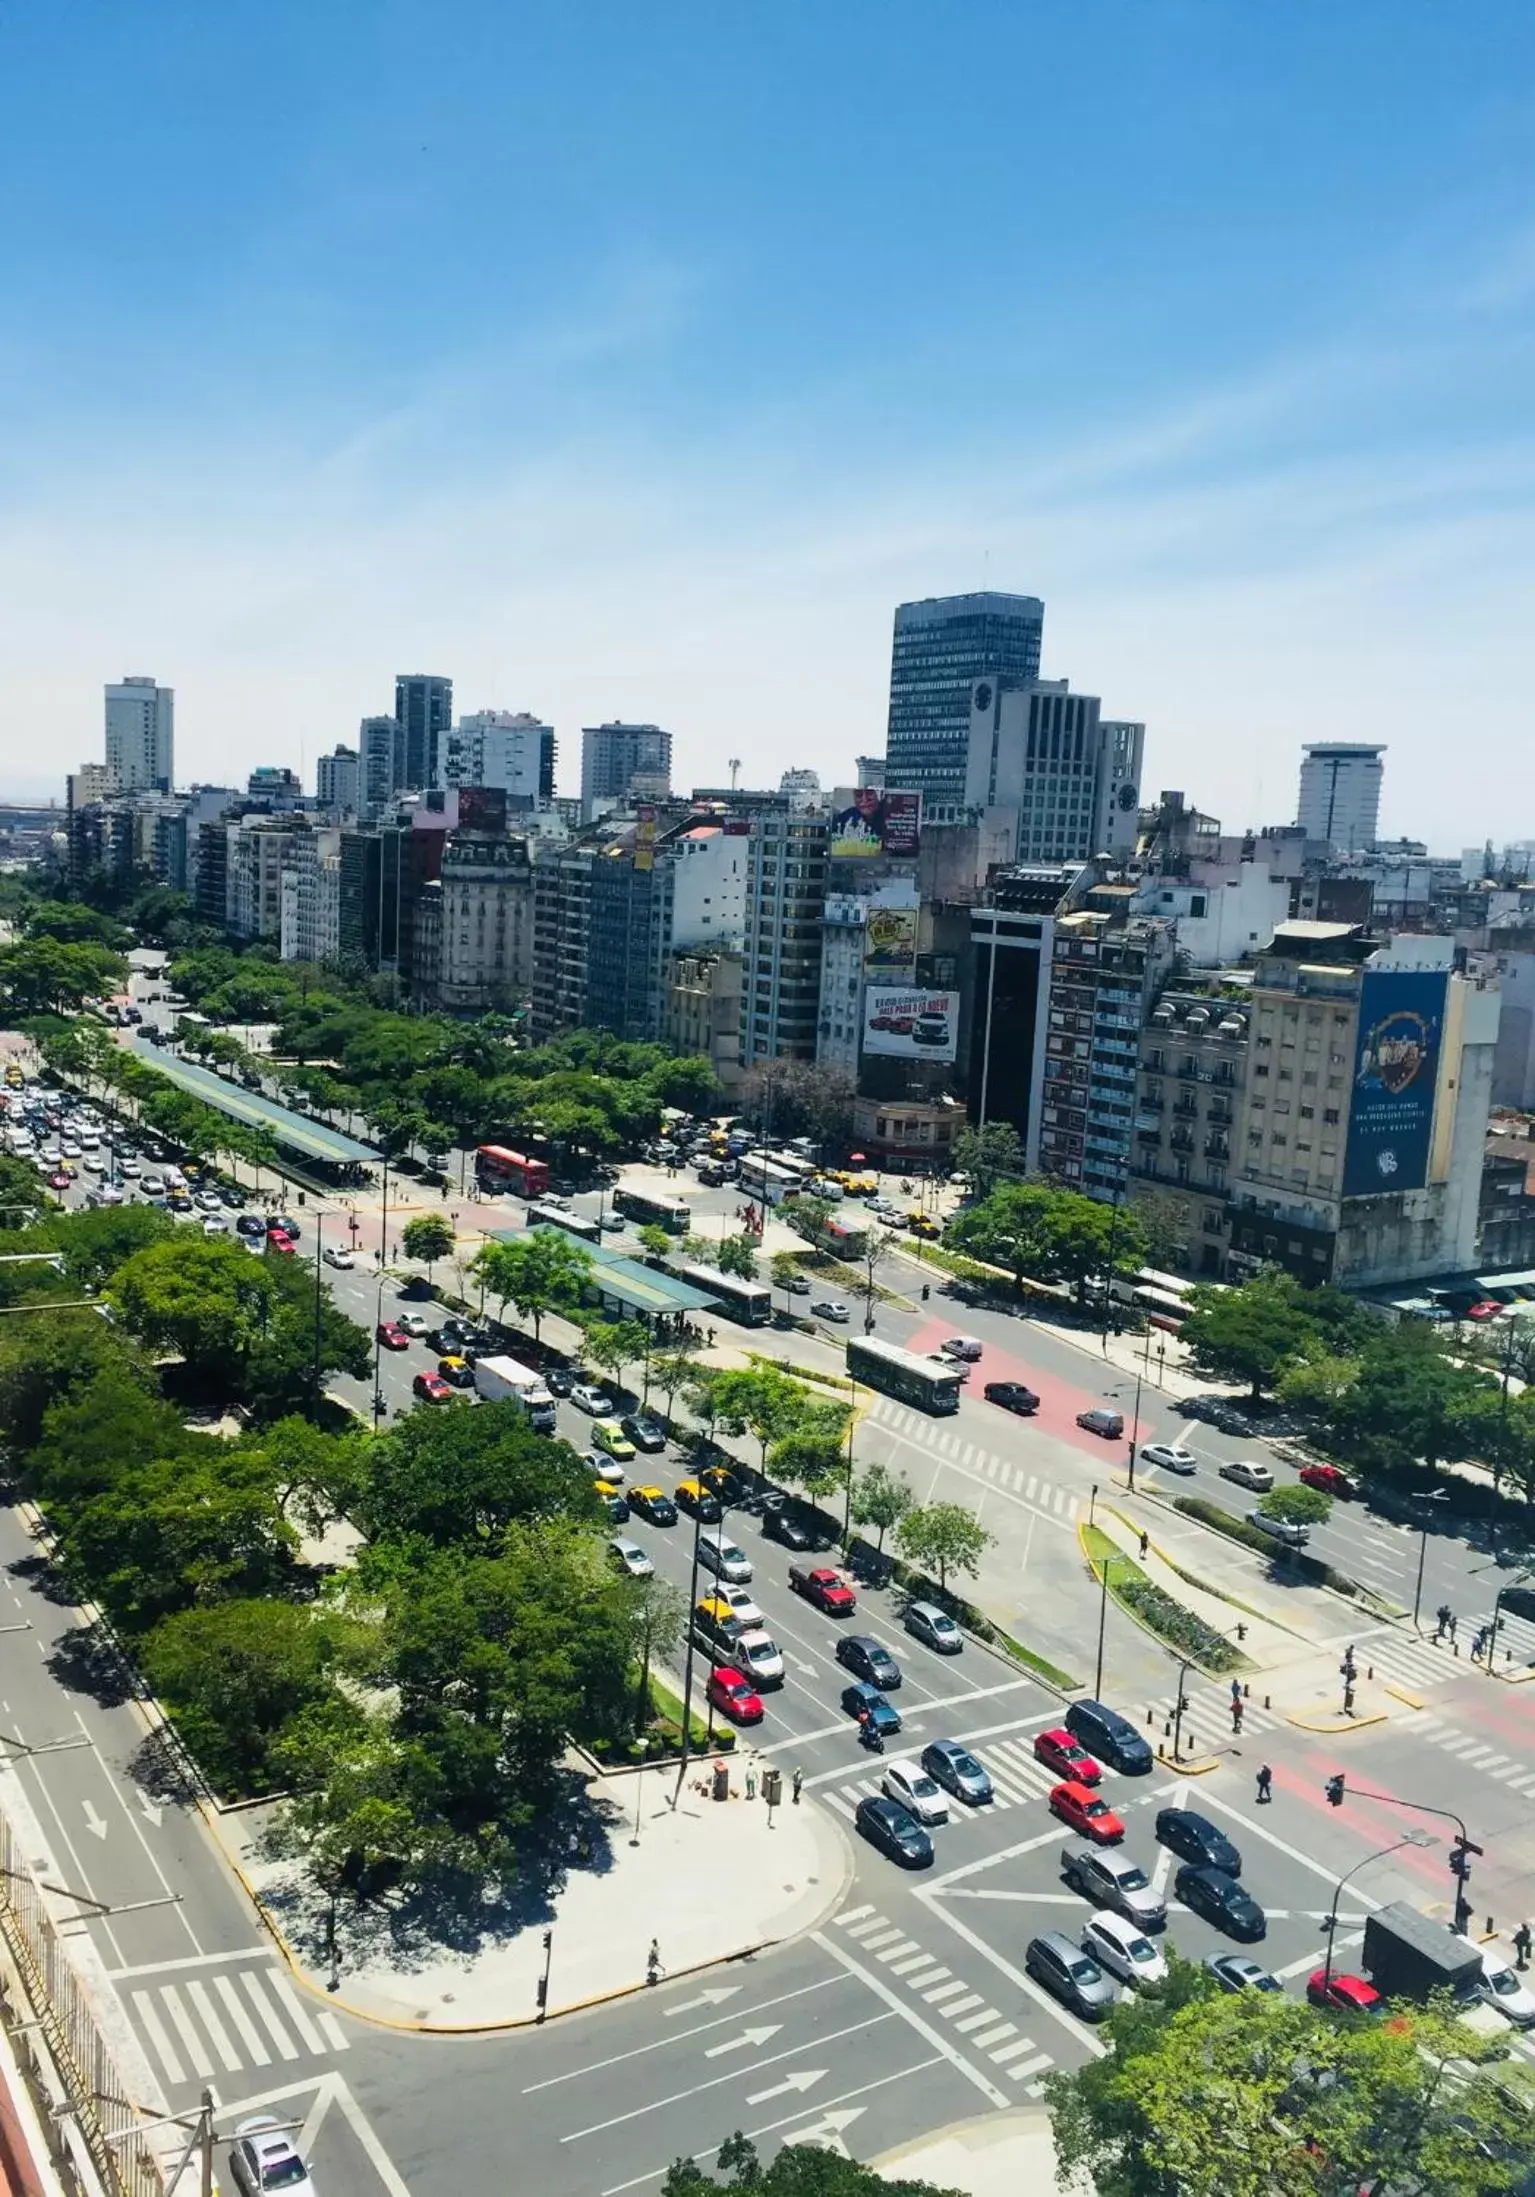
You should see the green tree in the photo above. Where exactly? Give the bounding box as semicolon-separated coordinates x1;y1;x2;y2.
358;1403;600;1547
787;1194;837;1249
1177;1270;1321;1400
715;1233;759;1280
43;1203;178;1289
1258;1482;1332;1526
252;1415;370;1538
895;1501;995;1594
947;1181;1148;1302
1128;1185;1189;1273
769;1410;851;1506
471;1230;592;1341
662;2132;963;2197
1046;1955;1532;2197
0;936;125;1016
272;1704;435;1900
402;1213;454;1282
0;1313;156;1451
952;1120;1023;1198
770;1251;803;1305
850;1463;913;1554
649;1342;699;1424
582;1317;651;1401
59;1446;295;1631
709;1365;813;1477
142;1599;362;1794
637;1222;674;1262
627;1574;687;1735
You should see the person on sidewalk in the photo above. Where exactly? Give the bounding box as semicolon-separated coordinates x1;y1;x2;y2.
1514;1921;1532;1970
792;1767;803;1804
1139;1530;1150;1559
1434;1604;1451;1642
1256;1764;1273;1803
1230;1699;1244;1734
647;1939;664;1985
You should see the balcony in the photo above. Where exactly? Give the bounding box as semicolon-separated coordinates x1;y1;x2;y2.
1173;1097;1198;1118
1204;1135;1230;1162
1176;1061;1199;1080
1169;1130;1195;1155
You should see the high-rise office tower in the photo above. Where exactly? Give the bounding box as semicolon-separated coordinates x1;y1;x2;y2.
885;592;1044;815
105;676;175;793
395;674;453;791
316;744;361;813
360;715;402;813
964;679;1143;863
1297;744;1385;852
441;711;556;805
580;722;672;820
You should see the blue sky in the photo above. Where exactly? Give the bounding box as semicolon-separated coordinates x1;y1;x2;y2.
2;2;1533;843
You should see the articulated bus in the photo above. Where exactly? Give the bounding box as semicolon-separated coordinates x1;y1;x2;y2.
612;1185;691;1233
845;1335;961;1415
665;1259;773;1327
475;1145;551;1197
526;1201;601;1243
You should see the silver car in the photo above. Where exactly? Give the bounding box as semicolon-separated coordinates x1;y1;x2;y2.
1025;1930;1118;2021
1061;1844;1167;1929
921;1738;992;1805
904;1601;963;1654
1247;1508;1308;1548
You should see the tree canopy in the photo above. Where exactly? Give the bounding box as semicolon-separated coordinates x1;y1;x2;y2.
947;1180;1149;1300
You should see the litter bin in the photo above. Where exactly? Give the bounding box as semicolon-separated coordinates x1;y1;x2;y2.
762;1768;782;1807
712;1759;729;1802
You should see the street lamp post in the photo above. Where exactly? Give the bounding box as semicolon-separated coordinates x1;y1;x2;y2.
1093;1547;1115;1699
1485;1575;1530;1672
1126;1358;1145;1494
1170;1658;1191;1760
1411;1490;1453;1630
670;1502;708;1809
1321;1833;1433;1992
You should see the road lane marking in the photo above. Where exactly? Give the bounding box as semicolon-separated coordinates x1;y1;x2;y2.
812;1931;1008;2108
841;1916;892;1939
921;1979;969;2003
745;2068;824;2106
887;1952;937;1974
559;2013;896;2142
941;1994;985;2018
108;1946;274;1980
971;2021;1017;2048
242;1973;301;2061
213;1975;270;2066
132;1989;186;2084
72;1706;202;1954
989;2035;1039;2063
857;1927;905;1950
837;1903;875;1927
952;2007;1004;2033
521;1977;848;2087
161;1986;216;2079
317;2013;350;2053
875;1938;922;1963
916;1892;1107;2061
187;1981;242;2073
1007;2052;1052;2083
270;1974;327;2053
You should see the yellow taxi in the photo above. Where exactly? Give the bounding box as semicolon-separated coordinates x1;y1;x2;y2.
907;1212;940;1239
675;1476;724;1522
437;1355;475;1388
4;1067;23;1089
694;1595;746;1653
591;1418;636;1462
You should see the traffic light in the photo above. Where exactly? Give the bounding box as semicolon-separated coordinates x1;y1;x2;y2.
1325;1774;1345;1807
1450;1845;1472;1881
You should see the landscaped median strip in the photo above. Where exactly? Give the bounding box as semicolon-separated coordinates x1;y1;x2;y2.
1077;1520;1250;1679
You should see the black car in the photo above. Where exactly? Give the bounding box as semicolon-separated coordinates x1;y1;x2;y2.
836;1635;902;1689
1156;1808;1243;1876
840;1682;901;1735
268;1213;300;1238
425;1327;459;1356
603;1492;630;1524
235;1214;267;1238
1175;1864;1266;1940
621;1414;668;1454
542;1366;574;1398
762;1505;813;1551
854;1795;932;1868
983;1380;1040;1416
1500;1584;1535;1622
628;1487;678;1525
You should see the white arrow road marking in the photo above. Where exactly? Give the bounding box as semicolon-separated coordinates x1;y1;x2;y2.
662;1985;742;2018
787;1655;818;1676
138;1796;163;1828
703;2024;781;2058
746;2069;825;2107
82;1800;107;1838
782;2105;864;2154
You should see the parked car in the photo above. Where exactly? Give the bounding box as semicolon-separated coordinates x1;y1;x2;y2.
1155;1808;1242;1876
1034;1727;1102;1785
1478;1947;1535;2027
674;1478;723;1522
811;1299;849;1322
1060;1846;1166;1929
1177;1865;1266;1940
920;1739;993;1806
608;1538;654;1579
627;1485;678;1525
1139;1443;1197;1474
1025;1931;1117;2021
881;1757;950;1825
762;1505;814;1551
904;1601;962;1654
1248;1508;1309;1548
1076;1407;1124;1439
841;1681;901;1737
855;1794;933;1869
1205;1953;1282;1994
836;1635;901;1689
1082;1910;1167;1991
1219;1458;1274;1493
983;1380;1040;1416
1050;1781;1125;1843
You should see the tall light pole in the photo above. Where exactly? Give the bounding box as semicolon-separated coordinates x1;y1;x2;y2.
1320;1832;1434;1992
670;1501;708;1809
1093;1547;1116;1698
1411;1489;1452;1630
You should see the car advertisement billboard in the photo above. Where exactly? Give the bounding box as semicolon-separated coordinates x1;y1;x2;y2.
456;785;508;835
863;904;918;974
863;987;959;1062
1343;967;1448;1199
830;788;921;859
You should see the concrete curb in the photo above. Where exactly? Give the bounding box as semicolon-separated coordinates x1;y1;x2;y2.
1383;1682;1424;1710
1283;1708;1390;1733
1076;1520;1240;1682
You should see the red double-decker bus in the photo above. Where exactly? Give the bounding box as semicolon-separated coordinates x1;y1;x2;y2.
475;1145;550;1197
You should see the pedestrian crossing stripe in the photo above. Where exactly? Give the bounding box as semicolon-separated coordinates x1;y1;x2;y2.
823;1734;1062;1823
865;1398;1079;1520
833;1905;1053;2083
129;1965;347;2088
1412;1716;1535;1789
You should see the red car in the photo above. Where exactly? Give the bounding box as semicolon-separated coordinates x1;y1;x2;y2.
48;1171;71;1191
707;1667;764;1724
1307;1969;1382;2014
1033;1727;1102;1785
1299;1463;1358;1500
1465;1301;1505;1322
266;1231;296;1254
376;1321;410;1350
413;1372;453;1405
789;1564;857;1615
1049;1780;1124;1843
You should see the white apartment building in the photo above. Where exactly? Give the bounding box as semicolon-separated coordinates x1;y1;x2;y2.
816;877;920;1069
226;818;306;942
105;676;174;793
964;679;1142;862
280;830;342;965
669;821;748;947
417;836;535;1013
439;711;556;807
316;745;361;815
1296;743;1385;852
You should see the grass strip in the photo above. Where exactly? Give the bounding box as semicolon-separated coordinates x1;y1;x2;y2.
1081;1523;1248;1676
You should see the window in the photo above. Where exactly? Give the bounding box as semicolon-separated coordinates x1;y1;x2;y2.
1299;1104;1314;1119
1323;1106;1339;1125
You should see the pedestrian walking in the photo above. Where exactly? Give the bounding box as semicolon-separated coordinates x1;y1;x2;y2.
1472;1629;1486;1663
1230;1677;1243;1702
1514;1921;1532;1970
1434;1604;1451;1642
1449;1612;1458;1643
745;1765;757;1800
647;1938;664;1985
1231;1699;1244;1734
1139;1530;1150;1560
792;1766;803;1805
1256;1764;1273;1804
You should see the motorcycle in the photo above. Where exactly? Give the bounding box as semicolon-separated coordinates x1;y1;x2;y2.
857;1717;885;1755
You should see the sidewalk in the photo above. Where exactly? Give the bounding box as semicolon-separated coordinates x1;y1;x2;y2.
869;2108;1085;2195
1089;1504;1301;1670
239;1755;850;2032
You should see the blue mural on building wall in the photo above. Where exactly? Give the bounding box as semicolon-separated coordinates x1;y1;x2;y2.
1343;968;1447;1198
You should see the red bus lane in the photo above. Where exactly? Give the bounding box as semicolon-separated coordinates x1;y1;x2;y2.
1280;1741;1528;1916
903;1316;1163;1459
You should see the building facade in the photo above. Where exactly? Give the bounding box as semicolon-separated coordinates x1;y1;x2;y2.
415;833;534;1013
580;722;673;820
964;680;1143;864
667;951;744;1095
395;674;452;792
279;829;342;965
741;810;829;1064
105;676;174;793
360;716;401;814
1130;990;1249;1275
226;818;307;942
1038;909;1174;1202
966;868;1079;1169
1297;743;1385;852
886;592;1045;817
316;745;360;814
440;712;556;807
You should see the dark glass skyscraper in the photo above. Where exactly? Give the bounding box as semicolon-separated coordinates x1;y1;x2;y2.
395;673;453;792
885;592;1045;814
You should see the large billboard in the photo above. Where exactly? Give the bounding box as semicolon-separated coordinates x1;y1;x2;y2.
1342;967;1447;1199
456;784;508;835
863;986;959;1063
830;788;921;859
863;904;918;975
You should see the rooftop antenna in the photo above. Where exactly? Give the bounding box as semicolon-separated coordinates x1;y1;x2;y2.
729;757;741;791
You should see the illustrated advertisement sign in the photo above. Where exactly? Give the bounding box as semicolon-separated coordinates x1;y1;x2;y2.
863;905;918;974
863;987;959;1062
1342;967;1447;1199
830;788;921;859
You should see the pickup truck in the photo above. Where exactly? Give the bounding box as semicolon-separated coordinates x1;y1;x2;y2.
788;1564;856;1616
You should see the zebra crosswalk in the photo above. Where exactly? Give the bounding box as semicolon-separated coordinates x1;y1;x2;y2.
832;1903;1055;2092
1404;1715;1535;1796
821;1730;1062;1826
864;1398;1081;1522
124;1959;348;2091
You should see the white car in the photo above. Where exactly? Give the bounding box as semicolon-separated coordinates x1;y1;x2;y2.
735;1631;785;1686
82;1150;108;1173
201;1214;228;1235
1478;1947;1535;2027
323;1245;354;1269
196;1189;224;1211
59;1141;81;1159
1247;1508;1308;1547
1082;1910;1167;1991
141;1174;165;1196
118;1157;141;1178
1140;1443;1197;1475
229;2115;316;2197
396;1313;432;1338
571;1383;615;1414
91;1184;126;1206
717;1584;764;1629
608;1537;654;1579
1219;1458;1274;1493
811;1299;849;1322
881;1757;949;1825
584;1452;626;1487
940;1336;983;1361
